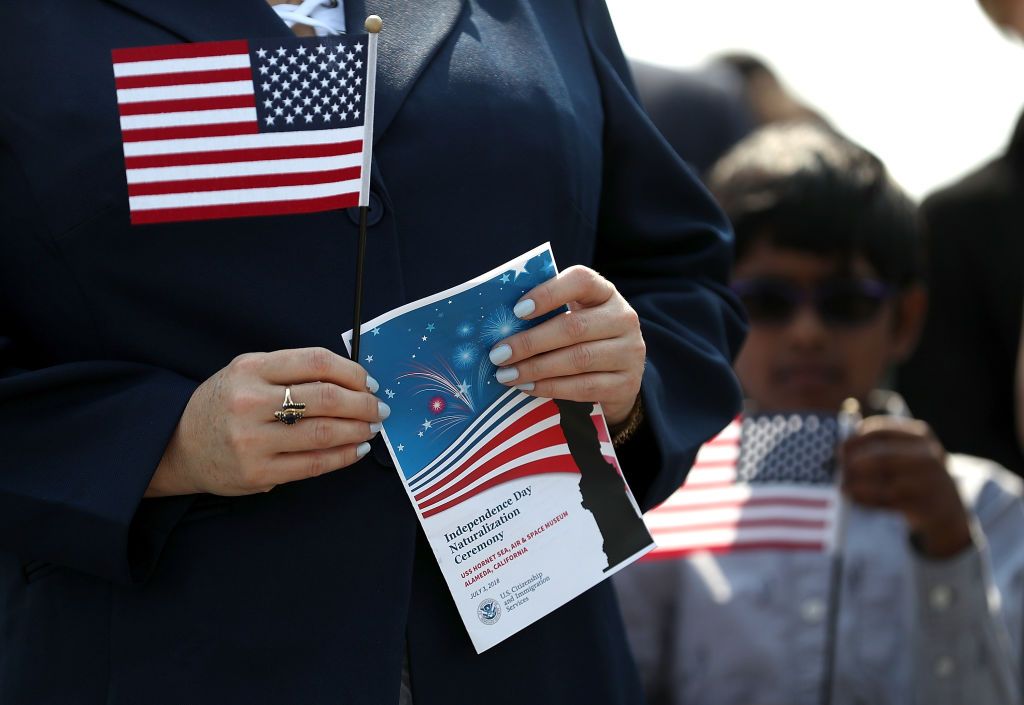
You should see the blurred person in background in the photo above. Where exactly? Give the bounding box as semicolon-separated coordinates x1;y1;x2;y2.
716;54;826;127
628;59;754;176
1018;308;1024;449
629;54;825;177
615;123;1024;705
979;0;1024;34
897;0;1024;476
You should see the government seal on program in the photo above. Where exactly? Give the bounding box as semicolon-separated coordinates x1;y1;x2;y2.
477;598;501;625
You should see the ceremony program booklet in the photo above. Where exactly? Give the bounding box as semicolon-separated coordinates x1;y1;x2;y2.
342;244;654;652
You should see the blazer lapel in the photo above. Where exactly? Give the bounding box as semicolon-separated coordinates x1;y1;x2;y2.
102;0;291;45
347;0;466;142
104;0;465;144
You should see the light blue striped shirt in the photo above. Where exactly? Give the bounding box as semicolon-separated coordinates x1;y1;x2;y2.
615;437;1024;704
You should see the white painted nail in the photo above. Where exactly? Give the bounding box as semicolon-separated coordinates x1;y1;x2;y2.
495;367;520;384
516;382;535;392
378;401;391;420
513;299;536;318
369;422;383;434
366;375;379;393
489;344;513;365
356;442;372;458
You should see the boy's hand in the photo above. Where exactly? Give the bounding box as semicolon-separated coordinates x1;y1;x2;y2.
840;416;972;559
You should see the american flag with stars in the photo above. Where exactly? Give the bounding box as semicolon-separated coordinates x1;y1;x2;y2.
642;413;842;560
112;34;375;225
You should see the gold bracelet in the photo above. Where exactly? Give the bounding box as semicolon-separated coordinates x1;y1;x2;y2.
611;394;644;447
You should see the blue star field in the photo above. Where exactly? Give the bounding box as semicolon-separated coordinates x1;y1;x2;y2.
356;248;559;480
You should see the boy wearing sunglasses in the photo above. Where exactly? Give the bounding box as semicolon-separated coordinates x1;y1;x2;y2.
615;123;1024;705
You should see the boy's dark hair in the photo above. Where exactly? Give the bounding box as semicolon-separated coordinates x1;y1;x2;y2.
707;122;922;288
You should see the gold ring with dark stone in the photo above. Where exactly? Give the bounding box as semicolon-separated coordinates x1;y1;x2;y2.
274;386;306;425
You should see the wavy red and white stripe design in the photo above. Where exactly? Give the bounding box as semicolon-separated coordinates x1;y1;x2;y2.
112;40;366;224
411;392;616;519
642;419;837;561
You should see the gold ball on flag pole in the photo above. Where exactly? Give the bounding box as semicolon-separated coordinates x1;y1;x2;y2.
365;15;383;33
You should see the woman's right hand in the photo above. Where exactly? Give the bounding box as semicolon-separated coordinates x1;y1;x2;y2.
146;347;388;497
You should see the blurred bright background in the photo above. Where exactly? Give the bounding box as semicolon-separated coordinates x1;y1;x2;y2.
605;0;1024;199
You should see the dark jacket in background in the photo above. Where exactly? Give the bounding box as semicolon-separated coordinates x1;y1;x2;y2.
629;60;754;177
898;113;1024;477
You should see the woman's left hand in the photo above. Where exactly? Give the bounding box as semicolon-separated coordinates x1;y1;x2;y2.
486;265;646;426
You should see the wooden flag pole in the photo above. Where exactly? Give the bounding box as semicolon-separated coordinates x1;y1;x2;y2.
350;15;382;365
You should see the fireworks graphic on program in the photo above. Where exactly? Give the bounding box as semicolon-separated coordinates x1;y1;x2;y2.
480;305;524;346
397;357;477;439
398;358;474;410
453;343;479;369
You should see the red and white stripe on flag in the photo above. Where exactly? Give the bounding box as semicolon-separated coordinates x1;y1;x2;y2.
112;38;370;224
642;419;838;561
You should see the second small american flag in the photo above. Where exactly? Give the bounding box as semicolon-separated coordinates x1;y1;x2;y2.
643;413;841;560
112;35;373;225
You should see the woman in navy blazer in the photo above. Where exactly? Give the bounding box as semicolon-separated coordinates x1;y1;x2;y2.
0;1;745;703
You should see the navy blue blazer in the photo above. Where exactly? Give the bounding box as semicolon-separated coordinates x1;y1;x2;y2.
0;1;745;703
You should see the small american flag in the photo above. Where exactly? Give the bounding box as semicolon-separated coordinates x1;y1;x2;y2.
112;34;376;225
642;413;841;560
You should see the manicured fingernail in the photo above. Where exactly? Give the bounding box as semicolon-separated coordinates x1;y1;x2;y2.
369;422;383;434
356;442;371;458
495;367;520;384
378;401;391;420
513;299;535;318
366;375;379;393
489;344;513;365
516;382;535;392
